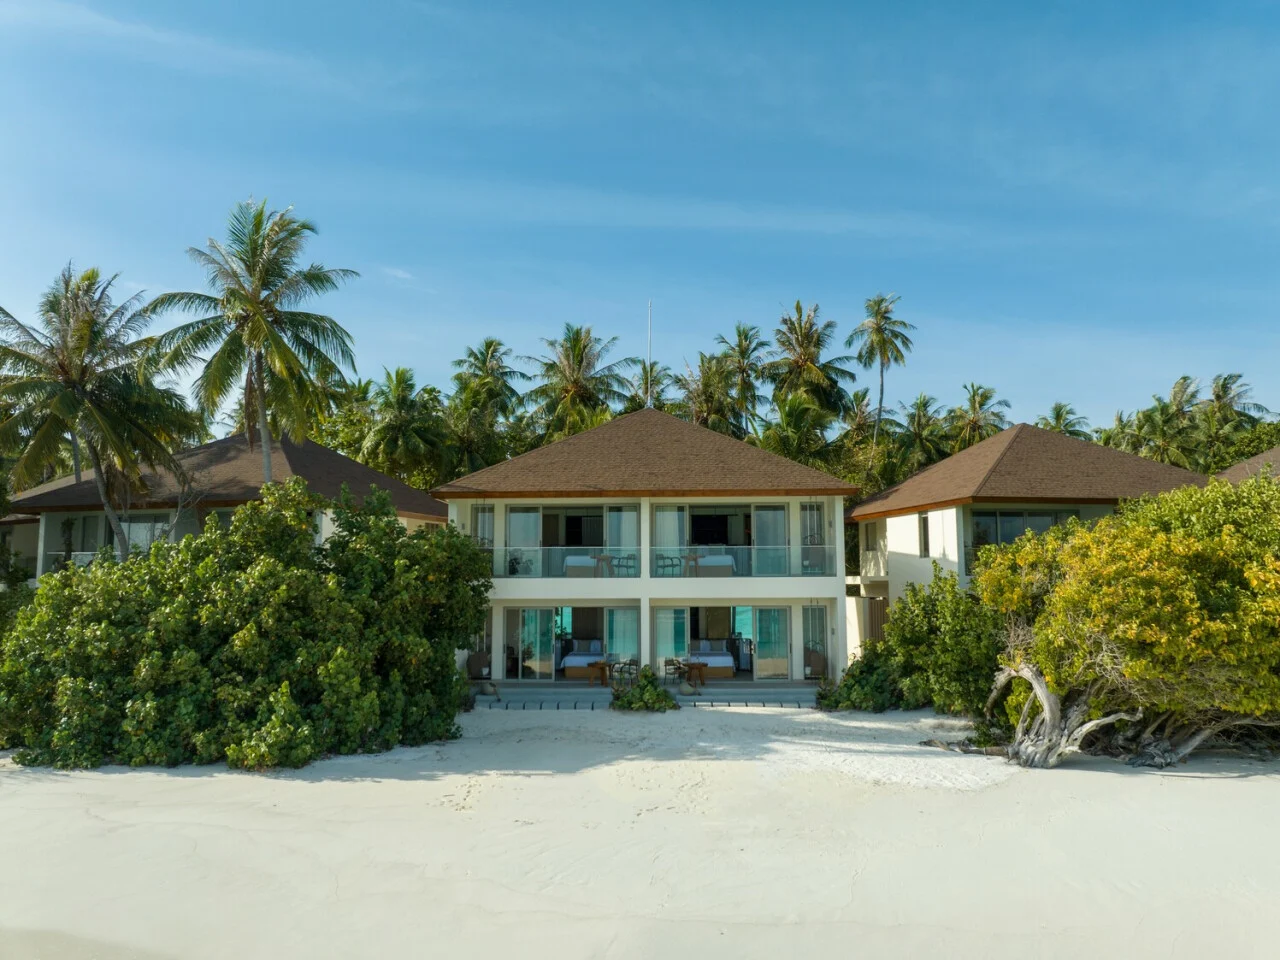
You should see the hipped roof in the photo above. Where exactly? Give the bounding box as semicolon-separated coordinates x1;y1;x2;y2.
10;435;448;521
848;423;1204;521
431;407;856;500
1218;445;1280;483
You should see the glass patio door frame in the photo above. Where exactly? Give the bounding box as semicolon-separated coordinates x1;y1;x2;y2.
752;606;791;680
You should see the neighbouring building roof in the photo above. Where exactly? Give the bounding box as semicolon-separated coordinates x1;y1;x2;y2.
848;423;1205;521
1218;445;1280;483
9;435;447;521
431;407;857;500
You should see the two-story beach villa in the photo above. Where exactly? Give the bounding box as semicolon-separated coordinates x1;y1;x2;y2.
432;408;857;684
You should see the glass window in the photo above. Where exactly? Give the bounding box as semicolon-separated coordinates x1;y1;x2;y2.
863;521;877;551
1026;512;1055;536
754;608;790;680
918;514;930;557
470;505;494;547
606;505;639;548
802;606;828;679
800;503;825;545
998;512;1030;544
653;506;687;548
971;512;998;548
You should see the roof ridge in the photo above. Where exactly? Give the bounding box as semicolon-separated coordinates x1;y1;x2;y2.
971;423;1028;496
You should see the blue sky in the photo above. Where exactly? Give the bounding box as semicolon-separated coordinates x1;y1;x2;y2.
2;0;1279;428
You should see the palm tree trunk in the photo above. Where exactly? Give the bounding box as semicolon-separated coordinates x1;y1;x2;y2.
70;432;82;483
872;361;886;448
254;352;273;484
85;443;129;562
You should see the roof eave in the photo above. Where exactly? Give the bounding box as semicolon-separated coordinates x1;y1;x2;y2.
432;486;857;501
849;494;1126;522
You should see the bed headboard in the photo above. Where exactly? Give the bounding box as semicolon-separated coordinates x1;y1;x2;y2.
572;637;603;655
692;638;730;654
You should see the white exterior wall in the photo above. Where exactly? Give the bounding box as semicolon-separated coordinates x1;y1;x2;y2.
885;507;963;602
448;494;848;680
876;502;1118;602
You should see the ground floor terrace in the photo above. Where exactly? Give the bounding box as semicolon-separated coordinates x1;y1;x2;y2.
465;600;839;684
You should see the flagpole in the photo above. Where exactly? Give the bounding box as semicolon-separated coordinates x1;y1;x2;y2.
646;299;653;407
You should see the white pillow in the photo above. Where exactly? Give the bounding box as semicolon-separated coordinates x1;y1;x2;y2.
590;639;602;654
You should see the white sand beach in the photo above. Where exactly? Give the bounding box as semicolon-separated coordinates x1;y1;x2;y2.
1;707;1277;960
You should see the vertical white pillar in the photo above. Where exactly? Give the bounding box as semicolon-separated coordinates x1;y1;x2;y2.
788;500;803;575
639;496;651;579
639;596;652;670
34;513;47;577
491;605;505;680
834;497;849;673
789;603;805;680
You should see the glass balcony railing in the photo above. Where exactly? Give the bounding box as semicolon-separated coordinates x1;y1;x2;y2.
650;545;837;578
492;547;641;579
487;545;839;579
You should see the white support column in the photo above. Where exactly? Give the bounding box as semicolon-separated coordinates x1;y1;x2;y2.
834;497;849;673
639;596;652;671
639;496;651;580
491;605;505;680
789;603;804;680
34;514;47;577
786;500;800;575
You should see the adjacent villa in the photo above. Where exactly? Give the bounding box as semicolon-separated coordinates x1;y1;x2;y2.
1218;444;1280;483
1;435;447;578
431;408;856;684
847;424;1204;605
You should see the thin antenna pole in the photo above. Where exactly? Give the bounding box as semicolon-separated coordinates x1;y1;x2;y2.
646;299;653;407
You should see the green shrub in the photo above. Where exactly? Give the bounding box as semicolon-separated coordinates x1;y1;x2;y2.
0;478;492;769
610;666;679;712
818;564;1003;720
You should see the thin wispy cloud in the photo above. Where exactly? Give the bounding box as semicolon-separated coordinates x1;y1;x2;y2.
379;266;415;282
0;0;417;106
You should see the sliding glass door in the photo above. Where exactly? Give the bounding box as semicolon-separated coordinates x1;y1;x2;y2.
606;607;640;662
802;605;827;680
505;607;554;680
506;506;541;577
652;506;687;576
752;505;789;576
653;607;689;669
754;607;790;680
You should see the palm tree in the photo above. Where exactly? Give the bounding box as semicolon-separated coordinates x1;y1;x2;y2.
1205;373;1269;425
1035;402;1091;440
1095;410;1139;452
751;394;835;468
147;199;358;484
949;383;1011;450
360;368;445;480
897;393;950;471
673;354;737;435
1187;404;1244;472
451;337;528;417
840;388;879;446
0;265;196;559
846;294;914;447
761;301;856;416
715;322;769;434
1135;398;1194;466
1164;376;1201;425
623;360;673;413
522;323;635;437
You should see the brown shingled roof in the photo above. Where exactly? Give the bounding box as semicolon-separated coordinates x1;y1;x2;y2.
1218;445;1280;483
848;423;1204;520
10;435;447;521
431;407;856;499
